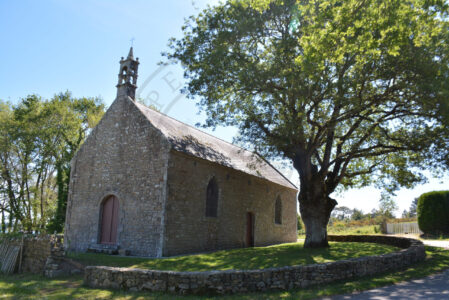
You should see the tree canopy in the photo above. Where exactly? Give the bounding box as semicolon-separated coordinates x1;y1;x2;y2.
0;92;104;233
167;0;449;247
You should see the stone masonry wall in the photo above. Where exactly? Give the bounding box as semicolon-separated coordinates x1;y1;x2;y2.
21;235;52;273
0;234;64;274
163;151;298;256
64;96;170;257
84;235;426;295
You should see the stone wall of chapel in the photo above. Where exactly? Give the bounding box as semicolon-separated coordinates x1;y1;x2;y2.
64;96;169;257
163;151;297;256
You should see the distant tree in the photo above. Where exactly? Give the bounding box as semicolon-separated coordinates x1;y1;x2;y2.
47;92;104;233
351;208;364;221
0;93;104;233
167;0;449;247
378;193;398;218
370;208;381;219
401;209;409;218
297;214;303;231
409;198;418;218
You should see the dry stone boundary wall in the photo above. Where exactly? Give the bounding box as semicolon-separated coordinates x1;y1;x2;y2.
84;235;426;295
0;234;54;274
0;234;81;277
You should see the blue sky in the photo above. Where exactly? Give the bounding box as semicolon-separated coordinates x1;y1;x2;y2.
0;0;447;216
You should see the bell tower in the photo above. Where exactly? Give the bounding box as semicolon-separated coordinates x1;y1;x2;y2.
116;47;139;100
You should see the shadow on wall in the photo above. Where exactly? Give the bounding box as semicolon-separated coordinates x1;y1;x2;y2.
170;135;234;167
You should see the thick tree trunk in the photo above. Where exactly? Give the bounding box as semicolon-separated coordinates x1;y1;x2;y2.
298;181;337;248
300;196;336;247
293;154;338;248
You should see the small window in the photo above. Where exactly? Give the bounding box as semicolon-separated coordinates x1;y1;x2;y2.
275;196;282;224
205;177;218;217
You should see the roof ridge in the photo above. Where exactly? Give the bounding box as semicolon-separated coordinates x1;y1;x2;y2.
134;101;256;156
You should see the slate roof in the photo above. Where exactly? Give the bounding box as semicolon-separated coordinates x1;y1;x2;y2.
133;101;297;190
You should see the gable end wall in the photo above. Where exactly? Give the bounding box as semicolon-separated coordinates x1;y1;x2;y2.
64;96;170;257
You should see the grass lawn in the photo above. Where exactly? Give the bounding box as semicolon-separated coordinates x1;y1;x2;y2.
0;246;448;299
298;225;380;240
327;224;381;235
68;241;398;271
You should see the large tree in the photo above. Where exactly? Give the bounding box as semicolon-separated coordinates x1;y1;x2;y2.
166;0;449;247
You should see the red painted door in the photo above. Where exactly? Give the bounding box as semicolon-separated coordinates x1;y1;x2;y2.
100;196;119;244
246;212;254;247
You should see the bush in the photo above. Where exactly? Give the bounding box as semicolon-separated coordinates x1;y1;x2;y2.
417;191;449;234
297;214;304;233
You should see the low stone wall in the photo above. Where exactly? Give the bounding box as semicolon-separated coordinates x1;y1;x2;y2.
0;234;82;276
0;234;54;274
22;235;54;273
84;235;426;295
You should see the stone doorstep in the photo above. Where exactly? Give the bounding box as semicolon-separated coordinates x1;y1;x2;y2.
87;244;119;255
42;257;84;278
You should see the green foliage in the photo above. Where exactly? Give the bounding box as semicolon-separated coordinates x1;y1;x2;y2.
378;193;398;218
326;224;380;235
46;162;70;233
417;191;449;234
351;209;364;221
167;0;449;188
409;198;419;218
0;232;24;243
0;92;104;233
297;214;303;231
167;0;449;244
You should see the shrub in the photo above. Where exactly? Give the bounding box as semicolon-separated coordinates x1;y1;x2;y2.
417;191;449;234
297;214;304;233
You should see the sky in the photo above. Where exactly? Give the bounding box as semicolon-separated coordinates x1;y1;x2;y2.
0;0;447;216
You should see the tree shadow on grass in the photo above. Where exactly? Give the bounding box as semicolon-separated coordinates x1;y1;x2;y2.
1;247;447;300
420;233;449;241
69;242;399;272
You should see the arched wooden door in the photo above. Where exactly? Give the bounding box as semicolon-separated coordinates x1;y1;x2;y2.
100;195;119;244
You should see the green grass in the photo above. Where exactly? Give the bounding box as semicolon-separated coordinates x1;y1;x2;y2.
328;224;381;235
1;246;448;299
298;225;380;239
68;241;398;271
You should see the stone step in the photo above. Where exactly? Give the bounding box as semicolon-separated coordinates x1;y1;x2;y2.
87;244;119;255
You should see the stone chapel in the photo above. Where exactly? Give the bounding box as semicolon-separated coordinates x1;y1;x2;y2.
64;48;298;257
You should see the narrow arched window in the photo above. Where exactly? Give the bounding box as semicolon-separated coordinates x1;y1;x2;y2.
205;177;218;217
275;196;282;224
